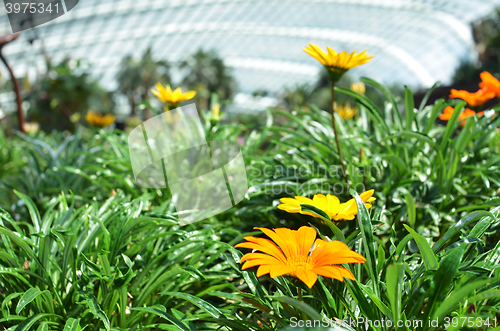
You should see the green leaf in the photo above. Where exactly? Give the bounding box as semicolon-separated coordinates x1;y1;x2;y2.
160;292;223;319
487;240;500;266
433;279;490;320
16;288;43;314
36;323;48;331
467;289;500;304
80;253;102;279
468;215;495;239
130;307;191;331
272;296;322;320
403;192;416;229
316;278;338;316
377;244;386;274
357;281;392;320
403;224;438;270
404;86;415;131
439;102;465;153
80;291;110;331
336;86;390;134
14;190;42;233
63;318;81;331
418;81;440;112
395;234;412;259
13;314;61;331
350;189;378;296
301;203;345;242
424;99;445;135
386;263;405;326
433;211;493;253
424;245;465;322
2;292;22;317
382;131;445;171
361;77;402;130
112;254;135;289
183;266;206;281
344;280;379;322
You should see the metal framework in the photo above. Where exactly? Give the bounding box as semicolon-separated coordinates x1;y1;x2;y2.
0;0;499;99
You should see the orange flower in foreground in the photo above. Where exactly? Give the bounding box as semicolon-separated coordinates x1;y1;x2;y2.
449;88;494;107
235;226;365;288
479;71;500;98
439;106;483;127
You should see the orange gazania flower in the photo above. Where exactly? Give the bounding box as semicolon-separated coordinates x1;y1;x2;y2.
449;88;494;107
235;226;366;288
439;106;483;127
479;71;500;98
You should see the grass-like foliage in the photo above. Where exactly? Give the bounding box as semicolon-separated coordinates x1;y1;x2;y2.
1;78;500;330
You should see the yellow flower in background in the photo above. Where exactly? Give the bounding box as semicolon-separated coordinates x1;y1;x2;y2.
24;122;40;134
278;190;376;222
350;82;366;95
211;102;221;121
334;102;356;120
303;44;373;82
85;110;116;128
235;226;365;288
151;83;196;108
164;110;180;124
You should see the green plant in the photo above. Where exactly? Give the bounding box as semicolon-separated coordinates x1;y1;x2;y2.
222;191;500;331
243;78;500;243
117;47;170;118
180;49;237;111
0;191;250;330
26;58;112;132
1;74;499;331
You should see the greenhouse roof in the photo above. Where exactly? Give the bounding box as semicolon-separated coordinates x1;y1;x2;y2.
1;0;500;96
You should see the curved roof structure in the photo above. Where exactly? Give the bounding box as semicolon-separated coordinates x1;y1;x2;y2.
0;0;500;99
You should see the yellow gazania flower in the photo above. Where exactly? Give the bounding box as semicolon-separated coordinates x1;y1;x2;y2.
235;226;365;288
164;110;180;124
24;122;40;134
151;83;196;108
350;82;366;95
303;44;373;82
278;190;376;222
334;101;356;120
85;110;116;128
211;102;221;121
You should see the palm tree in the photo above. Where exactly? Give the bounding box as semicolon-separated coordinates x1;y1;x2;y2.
116;47;170;119
179;49;237;110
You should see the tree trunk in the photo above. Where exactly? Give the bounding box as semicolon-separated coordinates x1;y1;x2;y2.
0;50;25;133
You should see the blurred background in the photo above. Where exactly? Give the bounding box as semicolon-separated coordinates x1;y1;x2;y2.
2;0;500;133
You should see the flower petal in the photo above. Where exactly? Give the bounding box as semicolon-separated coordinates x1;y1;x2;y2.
295;226;317;258
295;268;318;288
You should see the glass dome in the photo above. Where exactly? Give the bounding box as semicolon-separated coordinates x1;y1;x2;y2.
1;0;500;97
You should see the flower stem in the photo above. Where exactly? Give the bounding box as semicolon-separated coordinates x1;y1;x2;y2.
331;82;348;188
298;286;307;320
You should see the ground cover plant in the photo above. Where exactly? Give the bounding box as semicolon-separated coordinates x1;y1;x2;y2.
1;44;500;331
